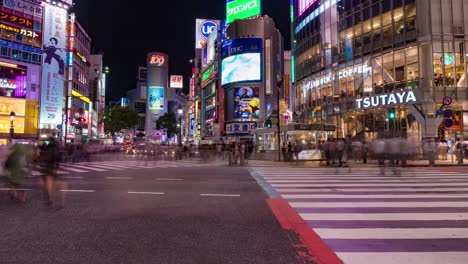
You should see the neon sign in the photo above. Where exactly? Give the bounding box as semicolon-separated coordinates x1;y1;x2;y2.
149;54;165;66
356;91;418;109
298;0;318;15
0;78;16;89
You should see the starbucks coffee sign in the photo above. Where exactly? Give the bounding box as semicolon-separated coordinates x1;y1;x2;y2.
356;90;418;109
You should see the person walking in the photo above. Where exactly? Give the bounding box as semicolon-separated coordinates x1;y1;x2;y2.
40;137;64;206
439;140;449;161
4;144;29;203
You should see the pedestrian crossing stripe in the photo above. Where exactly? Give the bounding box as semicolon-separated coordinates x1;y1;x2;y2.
251;167;468;264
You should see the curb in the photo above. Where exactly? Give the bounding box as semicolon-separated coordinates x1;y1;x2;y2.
267;198;344;264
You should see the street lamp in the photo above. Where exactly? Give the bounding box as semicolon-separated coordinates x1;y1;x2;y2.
177;108;183;146
9;111;15;144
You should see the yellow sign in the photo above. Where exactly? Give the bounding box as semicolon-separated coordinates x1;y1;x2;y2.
0;98;38;135
72;90;91;103
0;97;26;116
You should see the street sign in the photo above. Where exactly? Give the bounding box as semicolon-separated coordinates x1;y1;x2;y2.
57;124;62;130
444;118;454;128
443;109;453;118
442;96;453;106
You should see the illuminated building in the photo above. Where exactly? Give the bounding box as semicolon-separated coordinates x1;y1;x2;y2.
223;15;284;147
291;0;468;145
0;0;46;144
65;13;93;143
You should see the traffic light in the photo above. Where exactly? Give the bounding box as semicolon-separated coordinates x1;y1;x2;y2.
388;108;396;120
265;117;272;128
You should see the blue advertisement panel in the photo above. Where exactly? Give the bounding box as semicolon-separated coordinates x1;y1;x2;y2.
234;86;260;119
148;86;164;110
40;4;66;127
221;38;262;86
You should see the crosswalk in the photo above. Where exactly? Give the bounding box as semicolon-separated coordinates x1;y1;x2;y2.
252;167;468;264
27;160;218;177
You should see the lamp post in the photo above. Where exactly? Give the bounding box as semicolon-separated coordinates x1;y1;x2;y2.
9;111;16;144
177;108;183;146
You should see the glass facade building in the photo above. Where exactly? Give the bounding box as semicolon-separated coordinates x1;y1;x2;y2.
291;0;468;143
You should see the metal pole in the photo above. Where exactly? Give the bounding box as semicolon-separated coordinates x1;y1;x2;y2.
9;120;14;144
277;85;281;161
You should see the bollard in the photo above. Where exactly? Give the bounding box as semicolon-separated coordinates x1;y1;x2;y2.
458;149;464;165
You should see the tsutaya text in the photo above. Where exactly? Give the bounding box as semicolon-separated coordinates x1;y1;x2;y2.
356;90;418;109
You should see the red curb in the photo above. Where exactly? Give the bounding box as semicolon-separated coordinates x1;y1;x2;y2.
267;198;344;264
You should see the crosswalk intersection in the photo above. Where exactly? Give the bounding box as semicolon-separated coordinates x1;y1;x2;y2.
28;160;218;177
252;167;468;264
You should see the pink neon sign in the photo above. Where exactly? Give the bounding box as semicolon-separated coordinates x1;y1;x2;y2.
299;0;318;15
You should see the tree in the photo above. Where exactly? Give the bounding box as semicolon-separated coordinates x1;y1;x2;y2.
156;112;179;140
103;106;139;137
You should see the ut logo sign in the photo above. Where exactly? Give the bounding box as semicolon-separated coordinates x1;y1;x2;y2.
149;54;165;66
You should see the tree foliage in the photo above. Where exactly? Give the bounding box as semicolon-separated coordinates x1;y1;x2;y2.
103;106;139;136
156;112;179;140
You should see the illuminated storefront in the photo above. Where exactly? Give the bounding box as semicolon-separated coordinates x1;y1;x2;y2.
292;0;468;143
0;97;38;144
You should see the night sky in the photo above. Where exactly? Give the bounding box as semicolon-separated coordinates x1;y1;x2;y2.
74;1;290;101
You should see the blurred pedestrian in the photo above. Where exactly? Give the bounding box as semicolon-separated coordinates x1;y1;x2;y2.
439;140;449;160
293;142;303;165
3;144;29;203
40;137;65;206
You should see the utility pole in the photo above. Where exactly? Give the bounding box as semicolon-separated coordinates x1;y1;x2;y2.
277;79;283;161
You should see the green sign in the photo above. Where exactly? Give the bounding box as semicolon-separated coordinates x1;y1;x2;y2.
226;0;261;24
201;64;215;84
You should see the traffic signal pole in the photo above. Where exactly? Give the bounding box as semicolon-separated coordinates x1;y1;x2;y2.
277;81;282;161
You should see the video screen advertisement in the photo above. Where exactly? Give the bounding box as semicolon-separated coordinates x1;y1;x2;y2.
148;86;164;110
234;87;260;119
221;38;262;86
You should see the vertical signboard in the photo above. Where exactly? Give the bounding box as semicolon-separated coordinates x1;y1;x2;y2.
40;4;66;127
195;19;220;49
170;75;183;89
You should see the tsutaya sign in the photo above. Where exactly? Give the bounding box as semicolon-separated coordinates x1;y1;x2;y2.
303;65;372;91
356;90;418;109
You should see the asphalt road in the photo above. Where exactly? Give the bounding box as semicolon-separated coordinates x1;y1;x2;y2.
0;161;301;264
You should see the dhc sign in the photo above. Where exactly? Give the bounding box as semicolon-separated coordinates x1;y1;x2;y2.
356;90;418;109
201;21;217;38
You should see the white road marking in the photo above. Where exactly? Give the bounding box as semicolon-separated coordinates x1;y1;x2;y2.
314;228;468;239
68;164;106;172
336;252;468;264
276;187;468;193
299;213;468;221
270;183;468;187
128;191;165;195
282;194;468;199
60;189;96;193
62;176;84;179
0;188;31;191
106;177;133;180
60;167;89;173
290;202;468;208
156;178;183;181
200;193;241;197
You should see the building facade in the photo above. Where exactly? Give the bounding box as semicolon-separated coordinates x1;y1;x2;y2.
0;0;45;144
65;14;93;143
291;0;468;145
224;15;284;144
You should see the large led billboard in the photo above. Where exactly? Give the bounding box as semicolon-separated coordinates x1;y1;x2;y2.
221;38;262;86
226;0;261;24
234;87;260;119
40;4;66;127
148;86;164;110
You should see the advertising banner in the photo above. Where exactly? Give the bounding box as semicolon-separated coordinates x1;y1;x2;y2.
195;19;220;49
234;87;260;119
148;86;164;110
40;4;66;127
0;0;43;18
226;0;261;24
221;38;262;86
170;75;183;89
0;8;34;29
